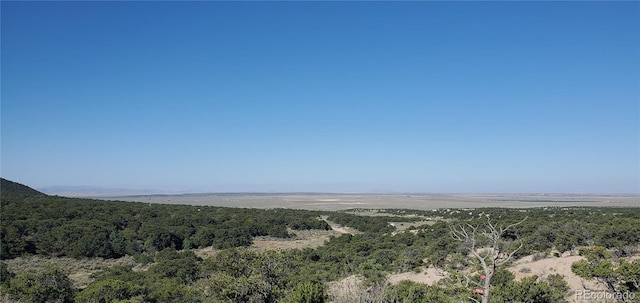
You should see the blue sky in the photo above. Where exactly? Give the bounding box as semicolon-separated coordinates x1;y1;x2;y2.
1;2;638;193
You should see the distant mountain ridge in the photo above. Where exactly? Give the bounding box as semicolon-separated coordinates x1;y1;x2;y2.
0;178;47;200
37;185;162;197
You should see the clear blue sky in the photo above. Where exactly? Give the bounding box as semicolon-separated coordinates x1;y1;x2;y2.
1;1;638;193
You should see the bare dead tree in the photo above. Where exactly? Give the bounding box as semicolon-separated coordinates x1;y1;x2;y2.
450;217;527;303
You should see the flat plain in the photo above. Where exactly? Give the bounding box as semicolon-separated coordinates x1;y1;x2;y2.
98;193;639;210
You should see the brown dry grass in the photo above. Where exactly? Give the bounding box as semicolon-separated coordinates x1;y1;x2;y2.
4;255;137;289
328;275;390;303
251;218;358;251
251;229;339;251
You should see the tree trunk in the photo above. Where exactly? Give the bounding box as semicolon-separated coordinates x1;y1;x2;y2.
482;274;491;303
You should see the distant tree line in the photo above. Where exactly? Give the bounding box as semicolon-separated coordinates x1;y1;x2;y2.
326;213;414;234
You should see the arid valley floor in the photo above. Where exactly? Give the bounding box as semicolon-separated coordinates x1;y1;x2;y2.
97;193;639;211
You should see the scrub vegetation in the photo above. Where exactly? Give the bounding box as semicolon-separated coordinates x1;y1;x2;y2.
1;178;639;303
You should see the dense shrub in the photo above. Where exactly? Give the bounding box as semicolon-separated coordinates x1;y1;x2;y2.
1;179;336;259
6;265;75;303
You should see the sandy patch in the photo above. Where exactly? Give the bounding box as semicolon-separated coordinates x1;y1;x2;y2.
387;254;617;303
193;246;221;259
388;267;448;285
321;216;362;235
509;254;603;291
509;254;609;303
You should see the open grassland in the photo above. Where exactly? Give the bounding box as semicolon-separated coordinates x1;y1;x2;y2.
98;193;639;210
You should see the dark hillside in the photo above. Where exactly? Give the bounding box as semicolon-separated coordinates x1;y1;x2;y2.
0;178;46;200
